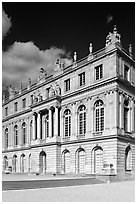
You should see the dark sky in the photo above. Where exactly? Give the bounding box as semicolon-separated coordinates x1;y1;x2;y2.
2;2;135;58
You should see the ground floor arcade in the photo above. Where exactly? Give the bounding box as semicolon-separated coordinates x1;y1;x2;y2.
2;137;135;176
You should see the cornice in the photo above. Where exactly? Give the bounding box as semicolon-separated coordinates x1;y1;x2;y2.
2;108;32;123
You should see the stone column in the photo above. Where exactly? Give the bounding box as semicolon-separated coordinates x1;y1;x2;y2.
114;89;119;129
119;93;124;130
49;108;52;137
54;106;58;136
128;100;131;132
32;113;36;140
18;120;22;146
42;115;46;139
8;123;12;149
86;98;91;138
37;111;41;140
72;103;77;138
27;118;30;144
131;99;135;132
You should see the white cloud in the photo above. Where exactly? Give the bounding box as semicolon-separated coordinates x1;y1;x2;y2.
2;9;12;39
2;41;72;91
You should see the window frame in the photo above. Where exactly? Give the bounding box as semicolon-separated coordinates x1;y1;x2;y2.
124;64;130;81
79;72;85;87
64;109;71;137
94;100;104;133
5;107;8;117
5;128;8;148
78;105;86;135
14;102;18;112
14;125;18;146
64;79;70;92
95;64;103;81
22;98;26;109
22;122;27;145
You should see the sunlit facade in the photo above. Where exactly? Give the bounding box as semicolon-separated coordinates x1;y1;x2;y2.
2;26;135;176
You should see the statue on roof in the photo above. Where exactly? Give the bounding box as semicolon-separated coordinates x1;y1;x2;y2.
54;59;62;72
105;25;121;47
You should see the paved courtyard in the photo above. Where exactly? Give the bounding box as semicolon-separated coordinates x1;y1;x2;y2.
2;174;135;202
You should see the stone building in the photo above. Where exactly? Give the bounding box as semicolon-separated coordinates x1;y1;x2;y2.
2;26;135;177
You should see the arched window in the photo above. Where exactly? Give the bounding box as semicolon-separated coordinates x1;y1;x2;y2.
5;128;8;148
125;146;132;171
22;122;27;144
62;150;70;173
92;146;103;174
45;114;49;137
20;154;25;173
39;151;46;174
13;155;17;173
30;120;33;142
78;105;86;135
94;100;104;132
64;109;71;137
76;148;86;173
3;156;8;171
124;99;129;132
14;125;18;146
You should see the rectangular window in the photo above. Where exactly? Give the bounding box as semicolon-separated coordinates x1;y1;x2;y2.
5;107;8;117
64;79;70;92
124;65;130;81
22;98;26;109
95;64;103;80
14;102;18;112
79;72;85;86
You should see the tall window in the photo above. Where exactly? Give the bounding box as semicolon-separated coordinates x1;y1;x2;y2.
14;125;18;146
22;98;26;108
64;79;70;92
22;122;27;144
45;114;49;137
124;65;130;81
78;105;86;135
95;64;103;80
124;99;129;132
5;128;8;148
79;72;85;86
14;102;18;112
5;107;8;117
94;100;104;132
64;109;71;137
30;120;33;142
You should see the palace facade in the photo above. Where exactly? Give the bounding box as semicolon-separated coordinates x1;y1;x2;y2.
2;26;135;176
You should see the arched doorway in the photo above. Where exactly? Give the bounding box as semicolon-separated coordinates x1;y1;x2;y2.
76;148;86;174
125;146;132;171
20;154;25;173
92;146;103;174
62;150;70;173
39;151;46;174
3;156;8;171
28;154;31;173
12;155;17;173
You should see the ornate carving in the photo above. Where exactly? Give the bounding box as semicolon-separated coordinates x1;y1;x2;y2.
33;90;43;103
49;85;55;97
54;82;61;96
106;25;121;47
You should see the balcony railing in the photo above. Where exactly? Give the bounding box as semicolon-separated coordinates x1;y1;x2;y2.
62;136;70;142
76;134;85;139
